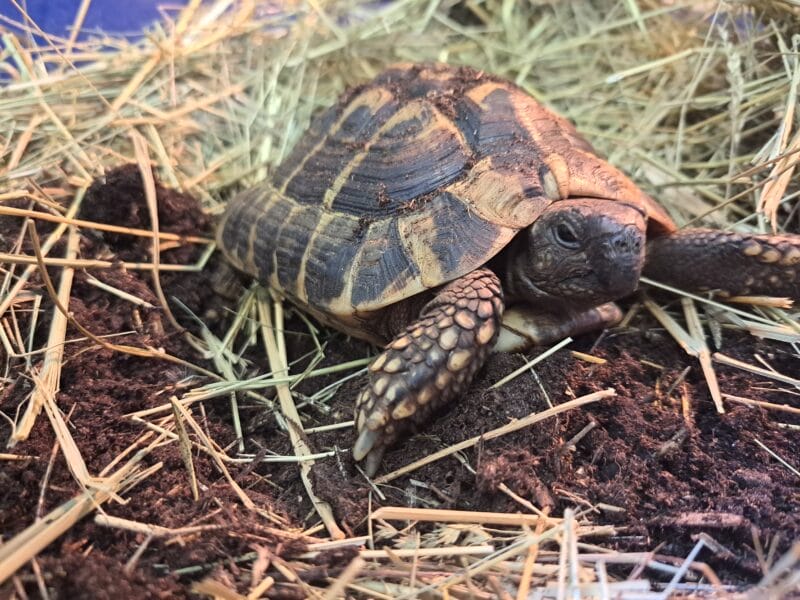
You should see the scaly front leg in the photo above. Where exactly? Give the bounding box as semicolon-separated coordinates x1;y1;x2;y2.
353;268;504;476
645;229;800;299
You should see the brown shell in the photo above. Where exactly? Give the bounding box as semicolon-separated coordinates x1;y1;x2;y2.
218;63;675;325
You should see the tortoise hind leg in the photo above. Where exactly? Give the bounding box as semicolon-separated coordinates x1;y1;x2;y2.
645;229;800;299
353;268;504;476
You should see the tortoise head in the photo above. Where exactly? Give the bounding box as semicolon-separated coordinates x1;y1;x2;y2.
502;199;647;309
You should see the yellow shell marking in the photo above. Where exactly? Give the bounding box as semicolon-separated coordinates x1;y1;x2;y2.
446;158;535;230
322;99;464;209
279;86;395;195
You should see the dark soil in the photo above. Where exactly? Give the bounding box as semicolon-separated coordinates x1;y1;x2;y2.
2;166;798;598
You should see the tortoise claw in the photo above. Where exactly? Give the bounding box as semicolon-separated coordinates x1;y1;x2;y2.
352;428;380;463
353;423;385;477
362;446;386;479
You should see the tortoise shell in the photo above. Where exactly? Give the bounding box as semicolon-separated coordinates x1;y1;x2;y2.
218;63;674;334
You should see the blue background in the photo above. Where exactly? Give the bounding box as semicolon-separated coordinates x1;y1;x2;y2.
0;0;188;38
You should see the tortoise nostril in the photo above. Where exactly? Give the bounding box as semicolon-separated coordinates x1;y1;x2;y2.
609;227;643;255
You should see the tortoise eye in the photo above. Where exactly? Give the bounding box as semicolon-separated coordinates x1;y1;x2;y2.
554;222;581;249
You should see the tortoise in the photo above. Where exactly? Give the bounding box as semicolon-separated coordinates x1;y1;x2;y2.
218;63;800;475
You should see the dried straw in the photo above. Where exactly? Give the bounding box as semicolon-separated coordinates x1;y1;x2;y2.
2;0;799;597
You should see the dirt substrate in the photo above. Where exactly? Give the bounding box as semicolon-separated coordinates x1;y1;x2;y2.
2;168;799;598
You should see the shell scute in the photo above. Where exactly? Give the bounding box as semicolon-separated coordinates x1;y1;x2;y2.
350;218;421;308
397;191;507;288
277;86;399;207
275;207;320;298
251;194;293;283
302;212;364;306
329;100;469;217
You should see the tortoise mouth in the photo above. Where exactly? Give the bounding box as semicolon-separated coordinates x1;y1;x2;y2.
552;269;639;306
513;269;608;308
509;246;642;309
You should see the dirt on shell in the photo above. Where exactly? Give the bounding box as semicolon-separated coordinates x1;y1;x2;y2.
2;166;799;597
